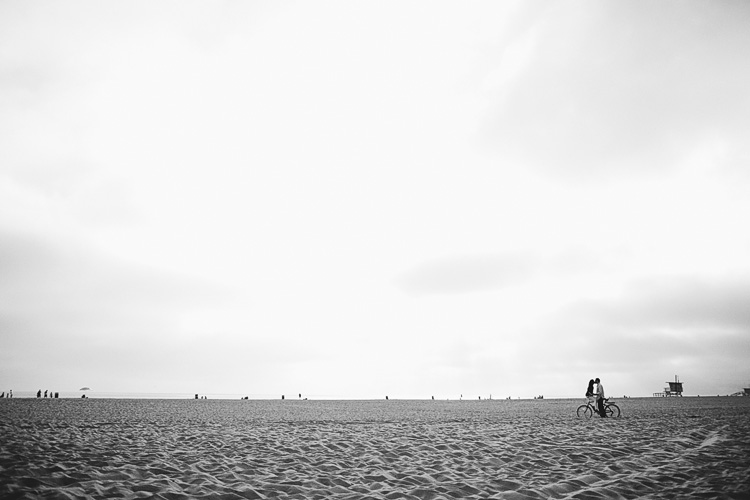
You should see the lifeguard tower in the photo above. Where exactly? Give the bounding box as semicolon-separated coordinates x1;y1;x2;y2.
653;375;684;397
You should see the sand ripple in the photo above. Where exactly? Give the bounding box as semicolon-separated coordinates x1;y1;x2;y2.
1;398;749;499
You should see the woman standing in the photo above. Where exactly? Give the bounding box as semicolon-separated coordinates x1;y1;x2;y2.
585;379;596;407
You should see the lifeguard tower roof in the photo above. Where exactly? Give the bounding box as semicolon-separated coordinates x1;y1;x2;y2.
667;381;683;394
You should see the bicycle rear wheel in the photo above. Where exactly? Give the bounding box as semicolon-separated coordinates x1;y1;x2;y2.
577;404;593;418
605;403;621;418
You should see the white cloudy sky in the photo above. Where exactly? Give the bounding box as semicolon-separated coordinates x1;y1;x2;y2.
2;1;749;399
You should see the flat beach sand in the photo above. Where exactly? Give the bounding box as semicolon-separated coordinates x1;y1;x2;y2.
1;397;748;499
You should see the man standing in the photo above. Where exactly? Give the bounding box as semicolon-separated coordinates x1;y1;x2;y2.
595;377;606;417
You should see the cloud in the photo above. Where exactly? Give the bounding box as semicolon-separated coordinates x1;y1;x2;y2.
0;230;236;347
528;273;750;395
481;1;750;178
0;228;264;392
571;274;750;332
0;63;54;98
395;253;537;295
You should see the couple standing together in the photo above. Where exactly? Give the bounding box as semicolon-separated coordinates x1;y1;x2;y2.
586;378;607;417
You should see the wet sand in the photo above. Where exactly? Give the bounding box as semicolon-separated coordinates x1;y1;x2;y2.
1;397;749;499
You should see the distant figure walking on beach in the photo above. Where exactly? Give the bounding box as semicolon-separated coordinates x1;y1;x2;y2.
595;378;606;417
37;390;41;398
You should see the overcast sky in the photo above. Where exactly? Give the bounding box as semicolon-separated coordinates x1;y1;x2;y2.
2;1;749;399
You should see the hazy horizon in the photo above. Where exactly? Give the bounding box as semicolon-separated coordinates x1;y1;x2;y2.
2;1;749;399
5;389;745;400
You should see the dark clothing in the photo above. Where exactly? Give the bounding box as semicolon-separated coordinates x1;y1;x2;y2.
586;380;595;398
597;397;606;417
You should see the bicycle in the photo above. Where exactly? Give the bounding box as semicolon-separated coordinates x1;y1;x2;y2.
577;398;620;418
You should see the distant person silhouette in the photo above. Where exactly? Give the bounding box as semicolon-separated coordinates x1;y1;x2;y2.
37;390;42;398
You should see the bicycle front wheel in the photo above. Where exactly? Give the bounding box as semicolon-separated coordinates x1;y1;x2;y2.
577;404;593;418
605;403;621;418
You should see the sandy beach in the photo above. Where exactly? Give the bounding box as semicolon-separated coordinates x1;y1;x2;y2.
1;397;748;499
